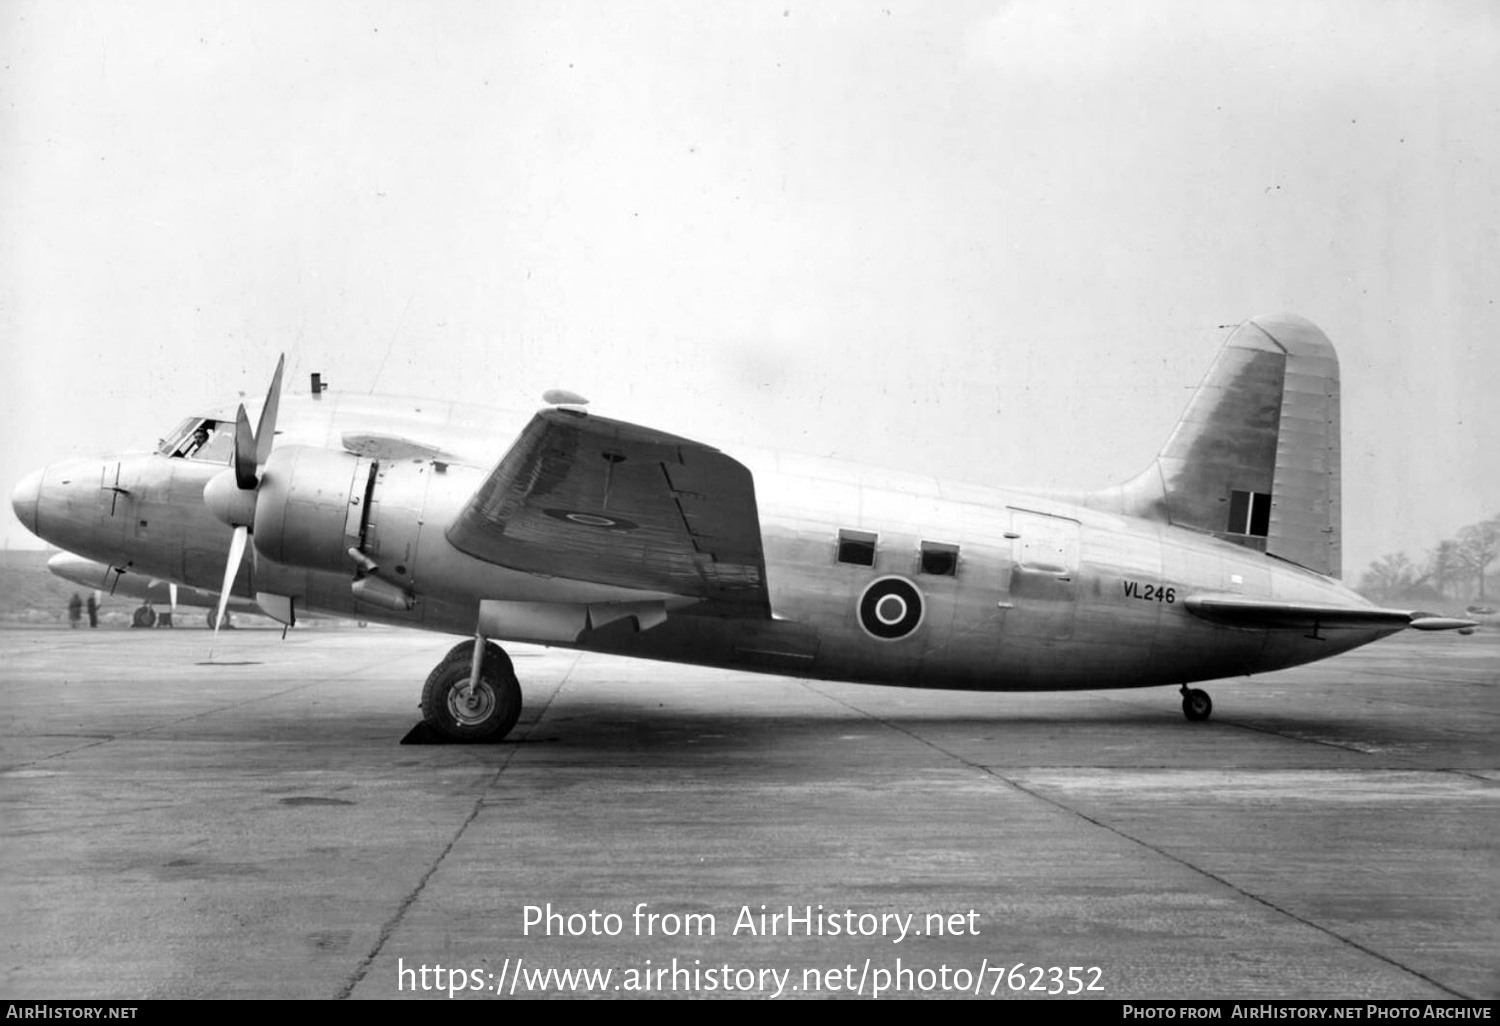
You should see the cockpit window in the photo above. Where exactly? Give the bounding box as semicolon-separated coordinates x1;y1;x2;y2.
160;418;234;463
158;418;197;456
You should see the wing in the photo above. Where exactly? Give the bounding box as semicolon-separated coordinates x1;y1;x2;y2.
445;409;771;618
341;432;461;462
1184;595;1477;632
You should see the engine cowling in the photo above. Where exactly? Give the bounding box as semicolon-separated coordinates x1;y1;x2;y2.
251;446;366;574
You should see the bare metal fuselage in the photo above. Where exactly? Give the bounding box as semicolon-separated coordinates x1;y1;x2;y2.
16;392;1389;693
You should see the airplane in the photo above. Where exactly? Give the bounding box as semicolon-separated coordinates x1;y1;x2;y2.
9;313;1477;742
46;550;253;628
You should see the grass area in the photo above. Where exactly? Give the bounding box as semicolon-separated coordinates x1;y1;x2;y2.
0;548;216;627
0;549;97;624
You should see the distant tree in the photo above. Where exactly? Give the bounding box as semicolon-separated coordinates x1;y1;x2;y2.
1359;552;1415;603
1456;518;1499;601
1424;540;1464;599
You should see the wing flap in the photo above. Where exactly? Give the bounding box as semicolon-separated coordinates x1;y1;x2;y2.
446;410;771;618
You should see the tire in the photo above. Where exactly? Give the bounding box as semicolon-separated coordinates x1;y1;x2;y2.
132;606;157;629
421;655;521;742
1182;688;1213;722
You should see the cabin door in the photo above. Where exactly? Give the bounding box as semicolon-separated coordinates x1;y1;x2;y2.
1005;509;1080;641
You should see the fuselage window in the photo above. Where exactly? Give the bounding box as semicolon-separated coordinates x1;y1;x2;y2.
836;529;878;567
920;542;959;576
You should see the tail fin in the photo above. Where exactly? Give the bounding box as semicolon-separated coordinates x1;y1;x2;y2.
1108;313;1342;577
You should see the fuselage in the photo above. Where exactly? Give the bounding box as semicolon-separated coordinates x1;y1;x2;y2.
11;390;1393;692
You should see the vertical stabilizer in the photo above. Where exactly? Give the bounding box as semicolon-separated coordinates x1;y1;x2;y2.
1107;314;1341;577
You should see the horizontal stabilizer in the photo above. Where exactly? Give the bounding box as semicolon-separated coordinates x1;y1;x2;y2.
1408;616;1481;631
1183;595;1476;632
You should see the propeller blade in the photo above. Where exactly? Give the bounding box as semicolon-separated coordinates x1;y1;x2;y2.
254;355;285;467
169;582;178;615
210;525;248;658
232;405;256;490
209;358;281;655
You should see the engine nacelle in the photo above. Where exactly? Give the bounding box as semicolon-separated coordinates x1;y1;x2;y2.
252;446;366;574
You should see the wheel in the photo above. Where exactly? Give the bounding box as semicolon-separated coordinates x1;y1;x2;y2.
132;605;157;628
421;654;521;742
1182;688;1213;722
206;609;234;629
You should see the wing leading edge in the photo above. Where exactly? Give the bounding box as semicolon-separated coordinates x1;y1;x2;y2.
445;409;771;619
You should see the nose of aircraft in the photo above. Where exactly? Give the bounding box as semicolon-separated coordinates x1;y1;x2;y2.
11;468;43;536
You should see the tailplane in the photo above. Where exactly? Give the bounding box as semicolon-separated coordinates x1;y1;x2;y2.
1098;313;1341;577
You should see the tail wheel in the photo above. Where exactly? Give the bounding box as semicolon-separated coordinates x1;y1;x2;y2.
421;654;521;742
1182;688;1213;722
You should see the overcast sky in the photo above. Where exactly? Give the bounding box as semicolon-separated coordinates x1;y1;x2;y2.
2;0;1496;580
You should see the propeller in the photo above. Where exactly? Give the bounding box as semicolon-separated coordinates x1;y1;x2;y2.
232;405;257;490
204;356;284;657
209;526;248;656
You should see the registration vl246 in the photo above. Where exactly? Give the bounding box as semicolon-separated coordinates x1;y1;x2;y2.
1123;580;1176;604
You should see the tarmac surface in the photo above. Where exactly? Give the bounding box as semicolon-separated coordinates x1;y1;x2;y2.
1;623;1496;1000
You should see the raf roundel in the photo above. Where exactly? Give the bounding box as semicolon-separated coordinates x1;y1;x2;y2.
857;576;925;641
541;508;639;531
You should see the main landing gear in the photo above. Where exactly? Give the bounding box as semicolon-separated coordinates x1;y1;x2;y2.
420;638;522;742
130;604;173;628
1180;684;1213;722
